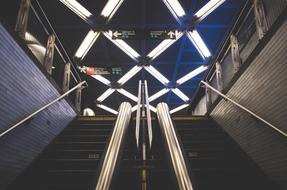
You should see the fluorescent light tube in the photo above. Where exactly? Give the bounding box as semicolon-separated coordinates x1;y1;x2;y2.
149;105;157;113
132;104;142;112
187;30;211;59
117;88;138;102
117;66;142;86
170;104;189;114
101;0;124;21
103;31;140;62
59;0;92;21
194;0;226;22
148;88;170;102
97;88;115;102
144;66;170;86
147;31;183;61
172;88;189;102
91;75;111;86
97;104;118;115
75;30;100;60
176;65;208;85
163;0;186;23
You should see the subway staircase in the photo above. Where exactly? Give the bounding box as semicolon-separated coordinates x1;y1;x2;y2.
173;116;277;190
8;117;115;190
7;116;278;190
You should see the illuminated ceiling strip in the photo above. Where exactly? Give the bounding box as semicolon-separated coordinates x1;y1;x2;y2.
194;0;226;23
101;0;125;21
117;88;138;102
103;31;140;62
187;30;211;59
97;104;118;115
117;66;142;86
176;65;208;85
59;0;92;21
147;31;184;61
132;104;156;113
163;0;186;23
170;104;189;114
75;30;100;60
132;105;156;113
97;88;115;102
171;88;189;102
144;66;170;86
91;75;111;86
147;105;157;113
132;104;142;112
148;88;170;102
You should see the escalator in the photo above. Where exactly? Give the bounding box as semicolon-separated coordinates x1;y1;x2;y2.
8;117;116;190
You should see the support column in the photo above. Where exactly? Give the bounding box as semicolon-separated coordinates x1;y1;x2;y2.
15;0;31;39
43;34;56;75
205;81;212;111
254;0;268;40
215;62;224;92
75;85;82;113
62;62;71;93
230;34;242;73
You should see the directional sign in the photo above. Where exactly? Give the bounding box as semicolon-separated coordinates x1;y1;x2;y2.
110;30;179;40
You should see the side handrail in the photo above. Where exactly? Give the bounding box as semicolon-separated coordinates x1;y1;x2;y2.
144;80;153;148
201;80;287;138
157;103;194;190
0;81;87;137
95;102;132;190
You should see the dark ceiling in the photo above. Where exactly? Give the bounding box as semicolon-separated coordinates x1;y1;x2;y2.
2;0;245;115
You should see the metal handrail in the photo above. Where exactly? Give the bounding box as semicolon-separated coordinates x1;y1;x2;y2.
0;81;87;137
157;103;194;190
135;80;142;149
95;102;132;190
144;80;153;148
201;81;287;138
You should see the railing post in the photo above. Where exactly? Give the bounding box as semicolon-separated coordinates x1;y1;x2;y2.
215;62;224;92
15;0;31;39
230;34;242;73
75;85;82;113
254;0;268;40
205;81;212;110
43;34;56;75
62;62;71;93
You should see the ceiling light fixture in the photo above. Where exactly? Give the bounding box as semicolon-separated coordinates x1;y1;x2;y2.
147;31;184;61
148;88;170;102
117;66;142;86
75;30;100;60
59;0;92;21
170;104;189;114
176;65;208;85
103;31;140;62
97;104;118;115
91;75;111;86
101;0;124;21
163;0;186;22
144;66;170;86
194;0;226;23
187;30;211;59
171;88;189;102
117;88;138;102
97;88;115;102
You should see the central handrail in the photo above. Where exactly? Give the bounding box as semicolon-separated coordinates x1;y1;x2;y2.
0;81;87;137
95;102;132;190
201;81;287;138
157;103;194;190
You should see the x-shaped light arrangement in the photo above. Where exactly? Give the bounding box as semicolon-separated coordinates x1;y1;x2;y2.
59;0;226;115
